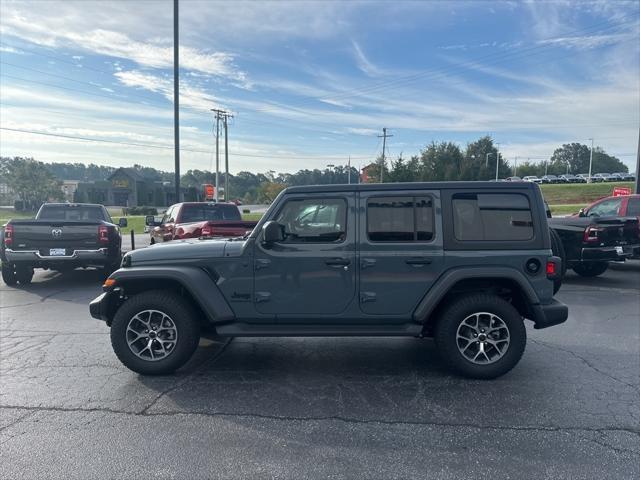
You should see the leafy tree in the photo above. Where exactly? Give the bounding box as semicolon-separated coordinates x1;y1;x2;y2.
388;155;419;183
0;157;63;210
257;182;287;203
549;143;627;174
463;136;511;180
419;141;465;181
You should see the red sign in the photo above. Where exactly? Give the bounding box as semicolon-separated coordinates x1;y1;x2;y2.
612;186;631;197
203;184;215;200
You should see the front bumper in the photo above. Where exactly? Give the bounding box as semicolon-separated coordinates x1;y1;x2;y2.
90;290;119;323
5;247;109;264
531;299;568;330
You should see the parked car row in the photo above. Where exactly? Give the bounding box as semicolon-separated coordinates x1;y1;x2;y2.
505;173;635;183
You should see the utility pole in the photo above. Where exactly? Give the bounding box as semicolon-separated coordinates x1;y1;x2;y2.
224;114;231;201
588;137;594;183
211;109;231;201
636;128;640;194
495;143;500;181
377;128;393;183
347;156;351;184
173;0;180;203
514;156;518;176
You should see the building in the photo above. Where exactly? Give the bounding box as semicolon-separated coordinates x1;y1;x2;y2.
72;168;197;207
61;180;80;202
360;163;378;183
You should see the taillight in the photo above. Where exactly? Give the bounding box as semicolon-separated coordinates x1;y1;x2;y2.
546;261;556;276
201;225;212;237
4;224;13;247
583;225;600;243
98;225;109;244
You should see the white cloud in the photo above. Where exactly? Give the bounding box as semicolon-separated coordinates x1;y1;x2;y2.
352;40;384;77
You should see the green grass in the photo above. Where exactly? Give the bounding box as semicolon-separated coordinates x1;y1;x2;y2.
0;208;35;225
242;213;263;221
539;181;633;205
114;215;146;234
548;204;583;216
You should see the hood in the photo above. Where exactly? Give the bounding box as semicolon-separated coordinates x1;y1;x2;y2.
124;238;242;265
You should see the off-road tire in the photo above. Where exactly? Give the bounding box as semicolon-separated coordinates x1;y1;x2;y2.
110;290;200;375
434;293;526;379
1;263;18;286
573;261;608;277
549;228;566;294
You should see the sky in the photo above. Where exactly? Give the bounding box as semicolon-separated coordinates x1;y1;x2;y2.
0;0;638;175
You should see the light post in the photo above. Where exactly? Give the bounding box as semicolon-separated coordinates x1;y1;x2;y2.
495;152;500;181
326;164;335;184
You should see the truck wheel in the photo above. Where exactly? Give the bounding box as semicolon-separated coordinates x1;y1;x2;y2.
549;229;566;294
573;261;608;277
110;290;200;375
15;266;34;285
434;294;526;379
1;263;18;286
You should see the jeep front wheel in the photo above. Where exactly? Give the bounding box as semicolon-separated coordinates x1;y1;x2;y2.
434;294;526;379
110;290;200;375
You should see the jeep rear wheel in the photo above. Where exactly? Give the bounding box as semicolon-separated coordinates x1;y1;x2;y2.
434;294;526;379
110;290;200;375
573;261;608;277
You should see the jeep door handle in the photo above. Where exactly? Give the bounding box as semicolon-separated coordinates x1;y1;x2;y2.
325;258;351;267
405;257;432;266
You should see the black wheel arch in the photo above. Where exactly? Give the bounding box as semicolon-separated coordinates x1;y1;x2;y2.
104;266;235;328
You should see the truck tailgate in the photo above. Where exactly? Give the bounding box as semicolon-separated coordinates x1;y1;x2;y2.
10;221;102;251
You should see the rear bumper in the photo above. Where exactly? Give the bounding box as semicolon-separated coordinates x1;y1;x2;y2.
580;245;637;262
5;247;110;265
531;299;568;330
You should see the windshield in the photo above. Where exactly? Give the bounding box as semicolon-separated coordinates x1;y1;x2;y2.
179;204;241;223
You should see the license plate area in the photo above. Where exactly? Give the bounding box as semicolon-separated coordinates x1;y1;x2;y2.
49;248;66;256
615;246;623;255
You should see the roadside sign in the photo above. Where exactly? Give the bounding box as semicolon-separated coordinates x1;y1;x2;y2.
612;186;631;197
203;184;215;200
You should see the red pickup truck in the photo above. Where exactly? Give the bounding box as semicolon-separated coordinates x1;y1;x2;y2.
146;202;258;244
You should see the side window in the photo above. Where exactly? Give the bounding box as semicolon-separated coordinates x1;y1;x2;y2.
587;198;622;217
626;198;640;216
452;193;533;241
274;198;347;243
162;206;175;224
367;196;434;242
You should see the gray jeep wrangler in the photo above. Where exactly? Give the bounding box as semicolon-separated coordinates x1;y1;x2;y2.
90;182;567;379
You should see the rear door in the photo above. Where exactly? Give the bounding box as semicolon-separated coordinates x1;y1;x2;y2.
358;190;444;318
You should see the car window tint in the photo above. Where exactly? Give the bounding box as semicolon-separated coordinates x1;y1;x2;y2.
367;196;434;242
588;198;622;217
452;193;533;241
274;198;346;243
38;206;105;221
625;198;640;216
180;204;241;222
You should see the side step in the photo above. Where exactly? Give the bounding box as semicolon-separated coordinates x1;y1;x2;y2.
215;322;423;337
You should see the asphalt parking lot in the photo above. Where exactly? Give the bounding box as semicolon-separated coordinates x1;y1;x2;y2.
1;262;639;479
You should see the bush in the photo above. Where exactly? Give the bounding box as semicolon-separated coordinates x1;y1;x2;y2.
124;206;158;216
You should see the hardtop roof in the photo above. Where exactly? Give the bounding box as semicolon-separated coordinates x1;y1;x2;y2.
284;181;538;194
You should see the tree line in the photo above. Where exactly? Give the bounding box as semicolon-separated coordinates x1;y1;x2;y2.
0;136;628;208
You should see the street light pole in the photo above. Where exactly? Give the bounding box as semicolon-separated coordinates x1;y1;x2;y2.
588;137;594;183
495;152;500;181
173;0;180;203
348;156;351;184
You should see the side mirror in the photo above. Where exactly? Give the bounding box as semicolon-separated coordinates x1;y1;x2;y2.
145;215;155;226
118;217;128;228
262;221;284;244
578;209;586;217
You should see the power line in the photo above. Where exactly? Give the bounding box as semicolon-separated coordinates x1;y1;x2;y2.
0;126;372;160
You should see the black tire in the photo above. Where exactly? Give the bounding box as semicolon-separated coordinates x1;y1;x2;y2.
110;290;200;375
150;238;155;245
573;261;608;277
434;293;526;379
1;263;18;286
15;266;34;285
549;228;566;294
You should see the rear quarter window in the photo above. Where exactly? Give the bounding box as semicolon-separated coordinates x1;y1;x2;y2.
452;193;533;241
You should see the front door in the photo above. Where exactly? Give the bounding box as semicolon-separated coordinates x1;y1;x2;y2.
358;191;444;318
253;193;356;316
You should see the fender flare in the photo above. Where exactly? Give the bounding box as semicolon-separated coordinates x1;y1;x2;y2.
110;266;235;324
412;266;541;322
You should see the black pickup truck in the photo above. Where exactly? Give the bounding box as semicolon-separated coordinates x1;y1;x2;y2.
548;213;640;277
1;203;126;286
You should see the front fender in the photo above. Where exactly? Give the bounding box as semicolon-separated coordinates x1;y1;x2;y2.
109;266;235;324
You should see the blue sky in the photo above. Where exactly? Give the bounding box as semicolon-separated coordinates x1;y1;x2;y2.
0;0;638;174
